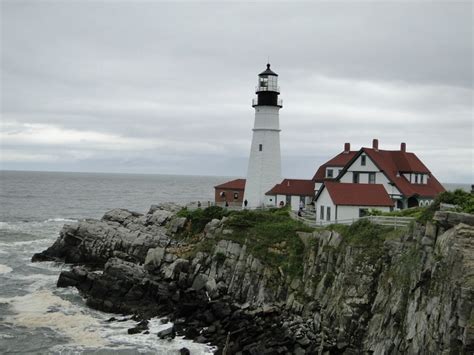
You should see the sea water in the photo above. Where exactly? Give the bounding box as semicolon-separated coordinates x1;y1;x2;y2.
0;170;232;354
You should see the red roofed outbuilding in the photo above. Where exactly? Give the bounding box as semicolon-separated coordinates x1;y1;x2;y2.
214;179;246;207
265;179;314;211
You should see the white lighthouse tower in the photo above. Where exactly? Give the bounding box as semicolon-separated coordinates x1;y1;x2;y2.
243;63;283;208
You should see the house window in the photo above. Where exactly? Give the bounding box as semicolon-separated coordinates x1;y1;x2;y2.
338;169;342;175
361;155;366;166
320;205;324;220
259;144;263;151
369;172;376;184
415;174;418;184
420;175;424;184
233;192;238;200
359;208;369;217
353;172;359;183
326;207;331;221
327;169;333;178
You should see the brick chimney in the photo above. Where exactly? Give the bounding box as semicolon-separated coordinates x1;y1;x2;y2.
344;142;350;153
401;142;406;152
372;139;379;151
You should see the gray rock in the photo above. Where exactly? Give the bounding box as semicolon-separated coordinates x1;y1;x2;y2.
420;236;433;246
144;247;165;270
147;210;173;226
434;211;474;228
192;273;209;291
157;325;175;338
205;277;218;298
162;259;189;279
102;209;142;224
168;217;187;233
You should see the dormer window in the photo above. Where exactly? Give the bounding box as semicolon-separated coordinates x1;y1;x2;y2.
361;155;366;166
327;169;334;178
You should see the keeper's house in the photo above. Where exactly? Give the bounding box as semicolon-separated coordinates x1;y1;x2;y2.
314;139;445;224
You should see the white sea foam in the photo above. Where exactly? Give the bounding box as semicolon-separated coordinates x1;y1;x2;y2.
0;264;13;274
97;317;216;354
1;288;215;354
1;289;106;348
45;218;77;223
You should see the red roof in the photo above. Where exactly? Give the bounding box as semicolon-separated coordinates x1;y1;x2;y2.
323;181;394;206
214;179;246;190
312;151;358;182
361;148;445;198
266;179;314;196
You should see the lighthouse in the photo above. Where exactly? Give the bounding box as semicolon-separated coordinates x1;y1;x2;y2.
243;63;283;208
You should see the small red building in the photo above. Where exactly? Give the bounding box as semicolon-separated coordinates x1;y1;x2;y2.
214;179;246;207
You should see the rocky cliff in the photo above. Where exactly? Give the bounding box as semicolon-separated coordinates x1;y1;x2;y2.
33;204;474;354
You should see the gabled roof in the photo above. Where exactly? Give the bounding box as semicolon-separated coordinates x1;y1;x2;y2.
266;179;314;196
312;151;358;182
214;179;246;190
321;182;394;207
349;148;445;198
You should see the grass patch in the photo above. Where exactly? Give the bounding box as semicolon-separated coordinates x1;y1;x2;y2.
222;208;313;278
368;207;425;219
336;219;405;265
177;206;229;234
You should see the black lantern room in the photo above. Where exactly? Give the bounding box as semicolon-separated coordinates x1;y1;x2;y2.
252;63;282;108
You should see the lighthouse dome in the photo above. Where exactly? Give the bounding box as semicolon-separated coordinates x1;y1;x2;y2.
259;63;278;77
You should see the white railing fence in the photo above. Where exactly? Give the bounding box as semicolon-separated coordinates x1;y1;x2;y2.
290;211;414;229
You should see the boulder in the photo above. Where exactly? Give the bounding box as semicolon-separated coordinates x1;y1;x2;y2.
157;325;175;339
192;273;209;291
144;247;166;271
102;209;141;224
168;217;187;233
205;277;219;298
128;320;149;334
147;210;173;226
434;211;474;228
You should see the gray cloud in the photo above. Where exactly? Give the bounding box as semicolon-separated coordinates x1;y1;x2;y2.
1;1;472;183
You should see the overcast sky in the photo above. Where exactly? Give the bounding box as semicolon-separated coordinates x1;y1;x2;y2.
1;1;472;183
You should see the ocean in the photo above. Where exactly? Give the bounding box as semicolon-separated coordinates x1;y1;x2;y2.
0;170;470;354
0;170;232;354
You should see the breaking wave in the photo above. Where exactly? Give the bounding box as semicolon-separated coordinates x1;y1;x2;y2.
0;264;13;274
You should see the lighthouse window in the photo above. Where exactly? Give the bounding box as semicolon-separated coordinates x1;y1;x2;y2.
259;77;268;87
259;144;263;151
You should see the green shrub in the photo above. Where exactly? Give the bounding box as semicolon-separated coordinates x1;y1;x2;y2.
419;189;474;222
